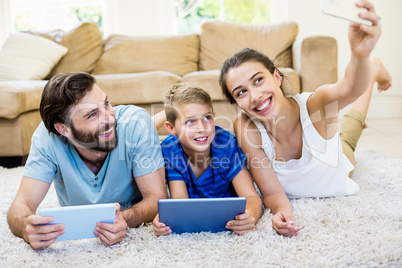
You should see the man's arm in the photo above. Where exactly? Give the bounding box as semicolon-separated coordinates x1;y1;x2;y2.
121;167;167;227
95;168;167;245
7;176;64;249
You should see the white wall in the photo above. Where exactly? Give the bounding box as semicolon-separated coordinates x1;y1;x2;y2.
0;0;10;46
105;0;176;36
0;0;177;45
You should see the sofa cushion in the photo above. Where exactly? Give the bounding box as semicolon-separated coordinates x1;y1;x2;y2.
199;21;298;71
0;33;68;81
26;22;104;78
94;71;181;105
182;67;300;102
0;80;47;119
181;70;224;101
93;34;199;77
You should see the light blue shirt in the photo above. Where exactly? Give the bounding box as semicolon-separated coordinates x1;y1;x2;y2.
23;105;164;207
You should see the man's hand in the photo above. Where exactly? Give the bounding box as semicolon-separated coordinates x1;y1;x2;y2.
271;211;301;237
25;214;65;249
225;210;256;235
95;203;127;246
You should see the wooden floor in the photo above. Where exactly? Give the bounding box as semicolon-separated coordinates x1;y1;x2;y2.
356;117;402;158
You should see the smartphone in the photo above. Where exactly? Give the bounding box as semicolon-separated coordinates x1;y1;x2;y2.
319;0;372;26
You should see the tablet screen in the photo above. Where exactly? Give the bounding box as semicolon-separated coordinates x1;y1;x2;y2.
38;203;116;241
158;197;246;234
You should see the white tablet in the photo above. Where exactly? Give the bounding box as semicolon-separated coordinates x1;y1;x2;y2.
38;203;116;241
158;197;246;234
319;0;372;26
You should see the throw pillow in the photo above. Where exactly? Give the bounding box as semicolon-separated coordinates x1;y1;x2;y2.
92;34;199;77
26;22;104;78
0;33;68;81
199;20;299;70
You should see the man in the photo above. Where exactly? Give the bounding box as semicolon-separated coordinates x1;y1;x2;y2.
7;72;167;249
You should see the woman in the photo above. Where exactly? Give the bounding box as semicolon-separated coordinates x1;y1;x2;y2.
218;0;391;237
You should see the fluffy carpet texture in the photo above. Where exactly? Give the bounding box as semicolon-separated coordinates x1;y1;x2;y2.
0;151;401;267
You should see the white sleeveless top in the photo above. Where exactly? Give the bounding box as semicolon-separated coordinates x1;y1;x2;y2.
250;92;360;198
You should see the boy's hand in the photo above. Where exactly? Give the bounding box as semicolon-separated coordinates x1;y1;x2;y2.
25;214;65;249
225;210;256;235
95;203;127;246
153;214;172;236
271;211;301;237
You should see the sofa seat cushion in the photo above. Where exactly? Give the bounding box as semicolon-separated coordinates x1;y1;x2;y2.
199;21;298;71
93;34;199;77
26;22;104;78
0;80;47;119
94;71;181;105
182;67;300;102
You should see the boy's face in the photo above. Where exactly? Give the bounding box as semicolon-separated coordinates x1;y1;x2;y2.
168;102;215;155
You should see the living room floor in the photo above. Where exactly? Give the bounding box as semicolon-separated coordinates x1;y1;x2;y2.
356;117;402;158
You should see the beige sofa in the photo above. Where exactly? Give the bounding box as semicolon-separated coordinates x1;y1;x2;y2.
0;21;337;161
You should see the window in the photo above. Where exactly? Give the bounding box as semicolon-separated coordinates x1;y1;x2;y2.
9;0;106;34
176;0;272;34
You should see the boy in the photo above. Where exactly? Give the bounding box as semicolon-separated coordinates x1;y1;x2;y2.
153;83;262;236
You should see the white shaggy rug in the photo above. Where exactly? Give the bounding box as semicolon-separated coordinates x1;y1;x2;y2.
0;151;401;267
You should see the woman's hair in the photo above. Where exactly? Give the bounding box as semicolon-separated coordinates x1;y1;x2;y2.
219;48;284;104
40;72;96;135
164;82;213;126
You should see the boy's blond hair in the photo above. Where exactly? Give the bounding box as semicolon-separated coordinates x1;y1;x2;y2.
164;83;214;126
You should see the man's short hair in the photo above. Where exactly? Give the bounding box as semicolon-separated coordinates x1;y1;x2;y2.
39;72;96;135
164;83;214;126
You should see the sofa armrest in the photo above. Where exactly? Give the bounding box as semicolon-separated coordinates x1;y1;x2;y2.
292;36;338;92
0;81;46;119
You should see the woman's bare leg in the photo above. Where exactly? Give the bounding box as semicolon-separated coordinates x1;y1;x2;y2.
351;57;392;117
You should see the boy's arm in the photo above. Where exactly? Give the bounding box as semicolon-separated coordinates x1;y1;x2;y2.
152;110;167;131
227;166;262;234
7;176;64;249
168;180;189;199
153;178;188;236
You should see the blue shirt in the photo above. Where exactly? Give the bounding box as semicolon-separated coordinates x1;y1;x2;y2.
161;126;246;198
23;105;164;207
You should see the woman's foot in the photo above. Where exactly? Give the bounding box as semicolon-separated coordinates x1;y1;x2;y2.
372;58;392;92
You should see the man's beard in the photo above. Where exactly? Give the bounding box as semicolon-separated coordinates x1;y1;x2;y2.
70;121;118;152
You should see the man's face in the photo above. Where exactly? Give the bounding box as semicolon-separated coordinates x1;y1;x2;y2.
65;85;117;152
70;119;117;152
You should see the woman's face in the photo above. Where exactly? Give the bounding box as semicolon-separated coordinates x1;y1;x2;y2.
225;61;283;121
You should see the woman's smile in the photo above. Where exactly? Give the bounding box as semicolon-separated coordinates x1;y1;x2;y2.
253;96;273;114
